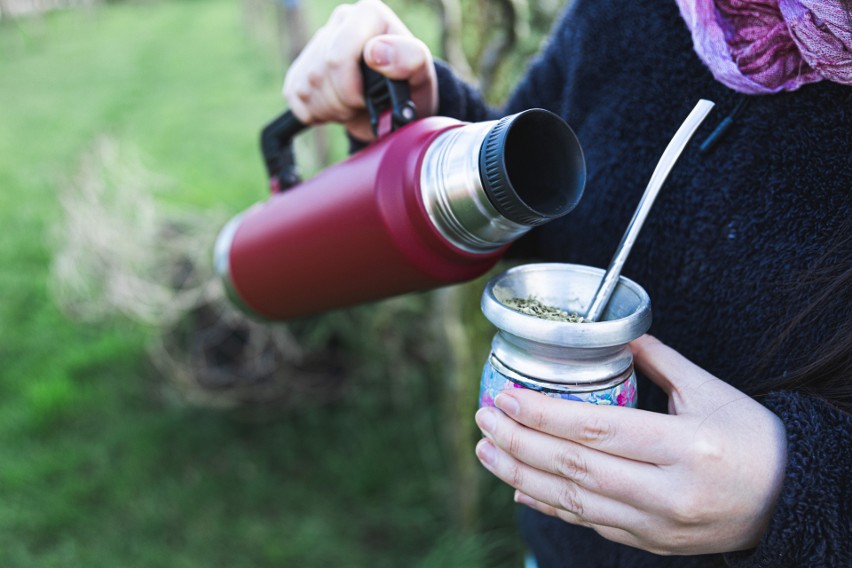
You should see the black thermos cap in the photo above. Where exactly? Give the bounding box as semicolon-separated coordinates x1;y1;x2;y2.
479;108;586;226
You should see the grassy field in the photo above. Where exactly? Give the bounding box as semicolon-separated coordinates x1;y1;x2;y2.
0;0;542;566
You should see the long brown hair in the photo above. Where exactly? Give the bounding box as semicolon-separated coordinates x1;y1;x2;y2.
751;226;852;414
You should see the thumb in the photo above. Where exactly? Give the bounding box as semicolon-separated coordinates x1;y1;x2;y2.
629;334;719;398
363;35;438;119
364;34;434;84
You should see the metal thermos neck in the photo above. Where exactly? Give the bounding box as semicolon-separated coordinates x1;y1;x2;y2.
419;109;585;254
420;121;528;253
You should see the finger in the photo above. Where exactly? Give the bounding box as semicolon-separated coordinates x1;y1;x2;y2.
302;69;359;124
629;335;732;406
283;24;337;123
283;59;317;124
494;389;682;464
364;35;438;118
285;68;355;126
320;28;367;113
289;31;371;135
283;1;409;122
513;490;648;551
354;0;411;36
342;113;375;142
476;439;645;530
323;3;412;111
630;334;701;394
292;20;363;123
476;406;667;508
513;489;595;529
514;489;561;517
364;35;433;82
285;88;314;125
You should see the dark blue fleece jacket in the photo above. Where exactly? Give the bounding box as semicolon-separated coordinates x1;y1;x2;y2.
434;0;851;566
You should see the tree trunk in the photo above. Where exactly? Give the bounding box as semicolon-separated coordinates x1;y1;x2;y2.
435;285;481;533
478;0;528;96
434;0;477;84
276;0;308;63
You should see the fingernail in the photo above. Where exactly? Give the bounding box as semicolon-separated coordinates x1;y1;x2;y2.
495;393;520;417
369;40;394;66
514;491;536;507
475;408;496;434
476;439;496;466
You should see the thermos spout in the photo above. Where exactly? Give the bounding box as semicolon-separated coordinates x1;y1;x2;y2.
420;108;585;253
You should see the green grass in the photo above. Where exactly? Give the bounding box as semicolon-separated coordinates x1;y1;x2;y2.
0;1;523;566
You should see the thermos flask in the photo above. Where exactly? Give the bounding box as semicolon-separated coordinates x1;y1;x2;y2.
215;68;586;320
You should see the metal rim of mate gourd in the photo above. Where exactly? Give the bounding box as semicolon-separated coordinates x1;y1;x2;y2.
481;263;652;348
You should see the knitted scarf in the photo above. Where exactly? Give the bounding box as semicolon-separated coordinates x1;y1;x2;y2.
676;0;852;93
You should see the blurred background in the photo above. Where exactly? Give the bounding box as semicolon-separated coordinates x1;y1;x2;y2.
0;0;564;565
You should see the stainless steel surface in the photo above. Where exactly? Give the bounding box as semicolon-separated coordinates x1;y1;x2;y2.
420;120;531;253
213;209;267;320
584;99;715;322
481;263;651;385
489;353;633;392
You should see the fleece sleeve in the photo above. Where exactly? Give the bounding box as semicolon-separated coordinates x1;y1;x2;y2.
724;391;851;568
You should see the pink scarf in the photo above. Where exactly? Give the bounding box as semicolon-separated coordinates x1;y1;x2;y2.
675;0;852;94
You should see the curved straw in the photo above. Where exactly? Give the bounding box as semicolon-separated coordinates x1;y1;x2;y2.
584;99;715;322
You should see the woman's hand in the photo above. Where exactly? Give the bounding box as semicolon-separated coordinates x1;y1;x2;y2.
282;0;438;141
474;334;787;555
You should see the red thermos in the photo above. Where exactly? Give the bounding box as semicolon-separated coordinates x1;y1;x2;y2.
215;73;585;320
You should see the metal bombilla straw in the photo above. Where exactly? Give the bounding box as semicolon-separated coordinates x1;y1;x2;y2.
584;99;716;322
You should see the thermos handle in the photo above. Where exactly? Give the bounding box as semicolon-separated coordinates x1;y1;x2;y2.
260;111;308;194
260;60;417;193
360;60;417;137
